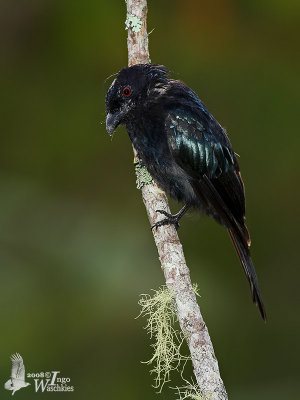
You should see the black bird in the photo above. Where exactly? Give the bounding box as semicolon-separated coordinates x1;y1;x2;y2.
105;64;266;321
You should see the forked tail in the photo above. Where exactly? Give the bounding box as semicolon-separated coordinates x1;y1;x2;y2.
228;229;266;321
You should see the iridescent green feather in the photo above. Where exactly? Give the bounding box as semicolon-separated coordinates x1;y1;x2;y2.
166;111;234;179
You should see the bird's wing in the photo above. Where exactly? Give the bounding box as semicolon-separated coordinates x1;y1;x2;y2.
10;353;25;381
165;108;246;229
165;108;266;319
166;109;235;178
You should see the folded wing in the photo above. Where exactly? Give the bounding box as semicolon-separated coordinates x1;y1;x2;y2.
166;109;245;224
165;108;266;320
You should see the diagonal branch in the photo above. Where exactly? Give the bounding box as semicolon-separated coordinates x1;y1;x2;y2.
125;1;228;399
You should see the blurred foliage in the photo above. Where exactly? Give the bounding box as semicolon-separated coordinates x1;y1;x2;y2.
0;0;299;399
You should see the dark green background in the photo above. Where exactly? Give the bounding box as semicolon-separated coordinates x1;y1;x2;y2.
1;0;299;398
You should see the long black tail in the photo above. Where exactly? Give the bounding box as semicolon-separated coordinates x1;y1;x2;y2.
228;229;266;321
193;175;266;321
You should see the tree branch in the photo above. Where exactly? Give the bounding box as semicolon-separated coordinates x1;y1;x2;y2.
125;1;228;398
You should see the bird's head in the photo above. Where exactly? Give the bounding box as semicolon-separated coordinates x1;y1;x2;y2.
4;379;14;390
105;64;169;135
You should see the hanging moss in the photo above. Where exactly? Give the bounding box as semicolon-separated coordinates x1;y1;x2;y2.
137;286;188;390
175;381;204;400
137;285;203;398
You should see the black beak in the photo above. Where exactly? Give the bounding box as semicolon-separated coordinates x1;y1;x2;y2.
106;112;122;136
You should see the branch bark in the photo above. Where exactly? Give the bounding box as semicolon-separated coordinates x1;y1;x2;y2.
125;1;228;399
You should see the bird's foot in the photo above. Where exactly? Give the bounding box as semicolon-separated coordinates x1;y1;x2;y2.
151;210;181;231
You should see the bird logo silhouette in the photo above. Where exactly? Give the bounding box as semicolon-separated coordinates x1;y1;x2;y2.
4;353;30;395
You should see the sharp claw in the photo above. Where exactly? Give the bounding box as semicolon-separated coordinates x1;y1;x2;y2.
151;216;180;231
151;205;188;231
151;219;167;231
156;209;169;217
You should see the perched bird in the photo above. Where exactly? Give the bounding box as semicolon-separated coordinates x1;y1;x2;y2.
105;64;266;321
4;353;30;395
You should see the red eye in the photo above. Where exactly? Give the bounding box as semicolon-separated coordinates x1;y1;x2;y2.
122;87;131;97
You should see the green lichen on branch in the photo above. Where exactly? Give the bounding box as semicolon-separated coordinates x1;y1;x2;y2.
137;286;189;390
192;283;200;298
135;159;153;189
125;14;143;32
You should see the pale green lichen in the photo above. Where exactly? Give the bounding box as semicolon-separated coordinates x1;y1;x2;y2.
135;160;153;189
137;286;189;390
174;380;204;400
192;283;200;298
125;14;143;32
